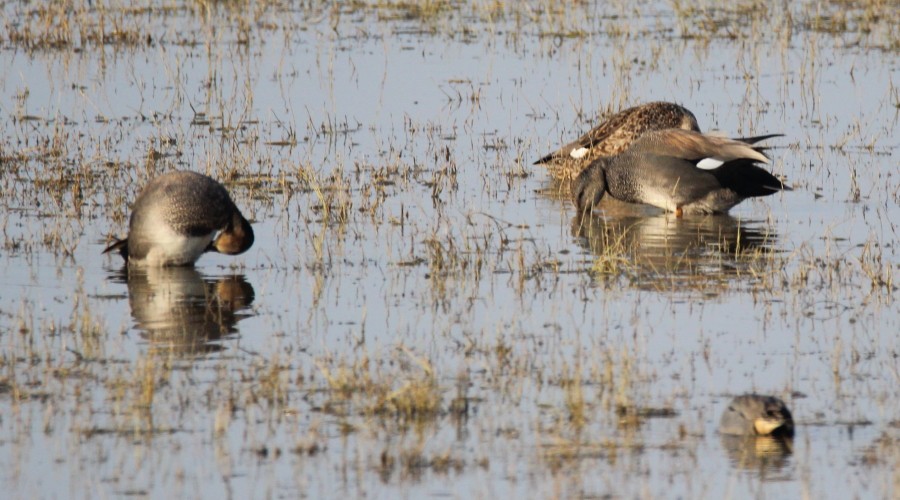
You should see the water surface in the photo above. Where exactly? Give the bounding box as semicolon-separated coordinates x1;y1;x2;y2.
0;1;898;498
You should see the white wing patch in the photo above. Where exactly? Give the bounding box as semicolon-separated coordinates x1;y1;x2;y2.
695;157;724;170
569;147;589;159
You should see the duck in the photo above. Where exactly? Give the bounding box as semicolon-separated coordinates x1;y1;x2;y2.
534;101;701;179
573;129;789;217
104;171;254;266
719;394;794;437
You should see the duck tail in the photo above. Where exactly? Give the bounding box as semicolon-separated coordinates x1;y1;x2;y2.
102;237;129;259
712;160;791;198
734;133;784;145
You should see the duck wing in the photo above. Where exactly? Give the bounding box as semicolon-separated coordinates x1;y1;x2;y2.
535;102;699;165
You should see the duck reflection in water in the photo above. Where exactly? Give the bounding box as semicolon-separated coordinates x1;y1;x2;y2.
571;199;780;290
719;432;793;476
110;267;255;357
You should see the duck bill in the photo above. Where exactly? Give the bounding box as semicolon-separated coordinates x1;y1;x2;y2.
753;418;784;436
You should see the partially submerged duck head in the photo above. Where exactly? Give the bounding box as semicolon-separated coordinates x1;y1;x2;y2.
209;210;255;255
719;394;794;437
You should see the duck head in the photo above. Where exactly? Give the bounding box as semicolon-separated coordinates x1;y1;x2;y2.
573;160;608;214
753;398;794;437
210;211;254;255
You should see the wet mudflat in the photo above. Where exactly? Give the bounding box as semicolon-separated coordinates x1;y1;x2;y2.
0;1;898;498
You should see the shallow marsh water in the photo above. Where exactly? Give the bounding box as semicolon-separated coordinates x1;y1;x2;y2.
0;1;898;498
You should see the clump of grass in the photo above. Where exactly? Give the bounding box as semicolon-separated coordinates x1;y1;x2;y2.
300;166;353;227
856;240;895;292
399;448;464;479
421;220;494;300
314;346;443;422
541;437;616;472
562;374;588;428
378;443;466;483
3;2;155;51
376;376;441;419
257;355;290;407
372;347;441;419
134;356;161;411
573;217;636;279
856;430;900;467
291;421;326;456
98;354;175;437
369;0;454;23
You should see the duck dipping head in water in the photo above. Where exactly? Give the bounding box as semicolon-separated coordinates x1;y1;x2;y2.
719;394;794;437
104;171;254;267
573;129;789;217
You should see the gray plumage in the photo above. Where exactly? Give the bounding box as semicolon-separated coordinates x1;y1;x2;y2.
104;171;254;266
574;129;788;216
719;394;794;437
